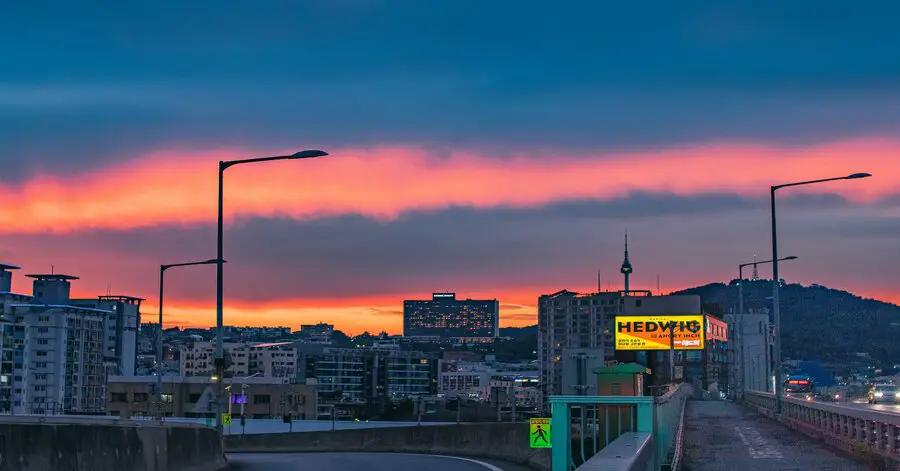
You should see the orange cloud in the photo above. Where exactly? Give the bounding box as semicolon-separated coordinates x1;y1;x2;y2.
1;138;898;234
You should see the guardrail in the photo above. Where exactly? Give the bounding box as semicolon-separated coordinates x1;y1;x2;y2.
0;413;455;434
0;414;214;428
549;383;692;471
744;390;900;467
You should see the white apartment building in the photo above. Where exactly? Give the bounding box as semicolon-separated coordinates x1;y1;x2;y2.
11;274;110;414
180;341;298;378
71;295;142;377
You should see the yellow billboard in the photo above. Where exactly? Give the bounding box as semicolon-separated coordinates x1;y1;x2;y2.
614;315;705;350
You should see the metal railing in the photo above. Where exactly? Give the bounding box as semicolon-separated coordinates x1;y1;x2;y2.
549;383;692;471
745;390;900;462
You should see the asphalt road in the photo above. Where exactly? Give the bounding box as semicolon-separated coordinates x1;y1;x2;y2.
227;453;533;471
837;399;900;415
682;401;866;471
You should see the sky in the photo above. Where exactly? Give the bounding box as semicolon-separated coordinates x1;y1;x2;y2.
1;2;899;334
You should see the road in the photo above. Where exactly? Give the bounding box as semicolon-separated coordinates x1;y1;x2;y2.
815;398;900;416
227;453;533;471
682;401;866;471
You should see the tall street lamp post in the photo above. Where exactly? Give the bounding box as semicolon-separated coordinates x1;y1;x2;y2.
157;259;223;419
215;149;328;433
770;172;871;414
735;255;797;399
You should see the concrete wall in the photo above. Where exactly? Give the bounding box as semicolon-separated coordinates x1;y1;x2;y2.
0;420;227;471
225;423;551;470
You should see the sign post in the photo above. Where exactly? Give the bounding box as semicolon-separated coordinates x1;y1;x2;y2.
529;417;552;449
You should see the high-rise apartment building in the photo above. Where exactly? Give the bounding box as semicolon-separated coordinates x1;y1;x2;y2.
11;274;109;414
71;295;143;377
403;293;499;340
0;263;29;413
537;290;622;407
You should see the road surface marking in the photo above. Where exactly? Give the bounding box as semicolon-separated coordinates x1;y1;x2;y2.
390;453;504;471
734;426;784;459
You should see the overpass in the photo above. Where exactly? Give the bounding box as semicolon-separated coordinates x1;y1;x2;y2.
9;385;900;471
0;415;227;471
224;384;900;471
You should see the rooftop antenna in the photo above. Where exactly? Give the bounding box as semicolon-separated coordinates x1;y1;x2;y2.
751;254;759;281
597;268;602;293
51;265;54;274
657;273;660;295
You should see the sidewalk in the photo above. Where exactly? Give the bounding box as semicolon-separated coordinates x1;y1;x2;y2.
682;400;866;471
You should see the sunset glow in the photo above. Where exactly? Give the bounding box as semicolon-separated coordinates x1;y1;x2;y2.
1;139;898;235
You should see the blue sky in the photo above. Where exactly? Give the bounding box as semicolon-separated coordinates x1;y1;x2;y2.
0;1;897;331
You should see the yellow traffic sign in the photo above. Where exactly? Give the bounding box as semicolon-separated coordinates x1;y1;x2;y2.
222;413;232;425
529;417;551;448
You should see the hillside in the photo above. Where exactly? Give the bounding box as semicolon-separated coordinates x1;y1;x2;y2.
507;282;900;363
671;280;900;363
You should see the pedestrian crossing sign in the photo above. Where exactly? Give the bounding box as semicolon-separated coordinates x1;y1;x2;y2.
222;413;232;425
529;417;551;448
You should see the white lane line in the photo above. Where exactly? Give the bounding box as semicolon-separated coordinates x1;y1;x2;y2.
734;426;784;459
389;453;504;471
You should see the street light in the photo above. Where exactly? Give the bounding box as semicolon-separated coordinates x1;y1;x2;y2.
157;259;224;419
770;172;871;414
734;256;797;399
215;149;328;433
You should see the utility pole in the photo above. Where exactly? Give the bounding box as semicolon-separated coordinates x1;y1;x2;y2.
510;384;516;423
669;321;676;385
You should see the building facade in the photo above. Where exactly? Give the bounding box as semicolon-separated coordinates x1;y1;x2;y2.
537;289;621;409
726;311;772;395
297;344;438;405
71;295;143;377
403;293;499;340
106;375;317;420
11;274;110;414
180;341;298;379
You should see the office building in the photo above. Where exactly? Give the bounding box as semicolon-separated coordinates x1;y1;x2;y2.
296;344;438;404
403;292;499;340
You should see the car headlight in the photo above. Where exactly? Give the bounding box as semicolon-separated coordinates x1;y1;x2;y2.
894;392;900;398
875;392;884;397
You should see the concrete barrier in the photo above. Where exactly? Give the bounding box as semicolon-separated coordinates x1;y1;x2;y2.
225;423;551;470
0;420;227;471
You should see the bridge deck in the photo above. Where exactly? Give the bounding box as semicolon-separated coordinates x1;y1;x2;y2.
682;400;866;471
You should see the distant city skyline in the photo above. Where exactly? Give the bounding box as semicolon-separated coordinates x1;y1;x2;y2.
2;3;898;334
